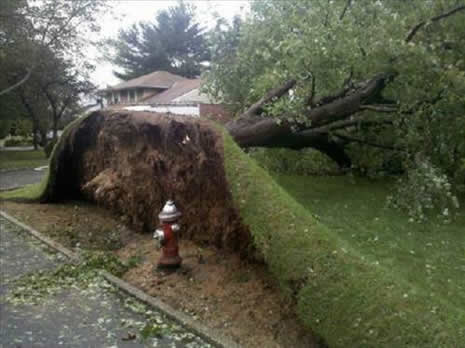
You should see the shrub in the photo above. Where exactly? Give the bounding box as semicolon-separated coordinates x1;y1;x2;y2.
4;136;33;147
0;119;12;139
346;143;403;178
249;147;340;175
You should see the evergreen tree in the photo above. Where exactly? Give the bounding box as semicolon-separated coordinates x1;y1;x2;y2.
108;2;209;80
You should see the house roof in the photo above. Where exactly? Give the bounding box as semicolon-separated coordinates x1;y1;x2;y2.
173;86;213;104
106;71;187;91
144;79;202;104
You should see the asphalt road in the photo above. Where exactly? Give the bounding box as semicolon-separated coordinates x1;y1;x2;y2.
0;216;211;348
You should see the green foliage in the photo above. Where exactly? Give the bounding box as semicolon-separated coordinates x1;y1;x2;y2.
4;136;32;147
223;132;465;347
11;118;32;137
0;119;12;139
7;251;128;305
140;323;165;340
249;147;340;175
206;0;465;213
387;157;460;222
0;0;105;149
346;144;404;177
0;112;90;201
108;2;209;79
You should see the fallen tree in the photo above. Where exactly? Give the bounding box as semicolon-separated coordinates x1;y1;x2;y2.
40;110;250;252
4;107;460;347
225;73;396;168
207;1;465;201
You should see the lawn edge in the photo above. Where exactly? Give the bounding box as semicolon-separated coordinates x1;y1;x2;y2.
0;210;240;348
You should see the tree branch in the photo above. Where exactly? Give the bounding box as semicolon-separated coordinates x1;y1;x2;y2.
405;5;465;43
360;104;398;113
241;79;296;118
304;73;317;108
0;69;32;97
332;133;403;151
299;117;392;136
339;0;353;20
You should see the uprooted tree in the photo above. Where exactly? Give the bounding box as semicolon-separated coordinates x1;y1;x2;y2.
205;0;465;219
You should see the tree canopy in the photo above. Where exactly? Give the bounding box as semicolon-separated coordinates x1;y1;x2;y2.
206;0;465;219
0;0;106;146
108;2;210;80
0;0;106;96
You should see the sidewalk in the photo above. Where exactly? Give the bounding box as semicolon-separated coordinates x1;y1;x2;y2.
0;216;211;347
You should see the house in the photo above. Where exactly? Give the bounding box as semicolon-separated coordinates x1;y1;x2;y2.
101;71;232;123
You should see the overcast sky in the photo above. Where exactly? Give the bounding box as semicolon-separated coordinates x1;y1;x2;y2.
91;0;250;88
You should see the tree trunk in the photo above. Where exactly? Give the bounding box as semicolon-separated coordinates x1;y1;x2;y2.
225;73;395;168
32;121;39;150
53;118;58;140
18;88;41;150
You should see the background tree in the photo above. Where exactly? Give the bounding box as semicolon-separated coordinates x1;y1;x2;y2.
108;1;209;80
206;0;465;218
0;0;105;146
0;0;106;96
37;53;95;140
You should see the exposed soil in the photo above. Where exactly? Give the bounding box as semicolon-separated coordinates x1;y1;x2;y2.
0;201;318;348
42;110;250;255
0;110;320;347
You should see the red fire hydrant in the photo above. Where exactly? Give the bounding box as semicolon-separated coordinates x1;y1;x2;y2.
153;200;182;269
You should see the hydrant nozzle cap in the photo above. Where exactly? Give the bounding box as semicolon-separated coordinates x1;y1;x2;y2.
159;200;182;222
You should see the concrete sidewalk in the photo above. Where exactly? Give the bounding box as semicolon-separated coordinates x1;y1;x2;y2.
0;216;211;347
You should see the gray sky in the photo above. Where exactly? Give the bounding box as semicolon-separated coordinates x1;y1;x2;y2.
92;0;250;88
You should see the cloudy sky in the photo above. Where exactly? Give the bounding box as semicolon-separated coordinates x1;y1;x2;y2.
91;1;250;88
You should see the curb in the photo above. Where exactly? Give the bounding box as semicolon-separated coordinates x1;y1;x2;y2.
0;210;241;348
102;271;241;348
0;211;80;262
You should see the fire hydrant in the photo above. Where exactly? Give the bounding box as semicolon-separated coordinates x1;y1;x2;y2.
153;200;182;269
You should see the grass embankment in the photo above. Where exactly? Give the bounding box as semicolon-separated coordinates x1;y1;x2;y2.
223;132;465;347
0;150;47;170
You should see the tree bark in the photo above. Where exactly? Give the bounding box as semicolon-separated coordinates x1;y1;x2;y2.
18;89;40;149
225;73;395;168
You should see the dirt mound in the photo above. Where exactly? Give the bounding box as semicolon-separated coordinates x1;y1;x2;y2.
42;110;250;253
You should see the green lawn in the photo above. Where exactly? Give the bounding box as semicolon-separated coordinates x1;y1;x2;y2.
223;132;465;347
3;121;465;346
275;175;465;311
0;150;48;170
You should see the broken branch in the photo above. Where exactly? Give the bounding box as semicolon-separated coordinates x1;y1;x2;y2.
405;5;465;43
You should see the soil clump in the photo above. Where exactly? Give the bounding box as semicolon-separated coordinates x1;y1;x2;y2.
42;110;250;254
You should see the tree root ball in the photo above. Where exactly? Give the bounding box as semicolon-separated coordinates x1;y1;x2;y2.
46;110;250;253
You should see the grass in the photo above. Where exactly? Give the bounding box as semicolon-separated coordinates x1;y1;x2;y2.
0;150;48;170
223;132;465;347
275;175;465;313
3;116;465;346
0;113;91;201
0;181;46;200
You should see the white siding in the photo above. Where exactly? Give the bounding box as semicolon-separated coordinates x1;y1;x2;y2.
124;105;200;117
